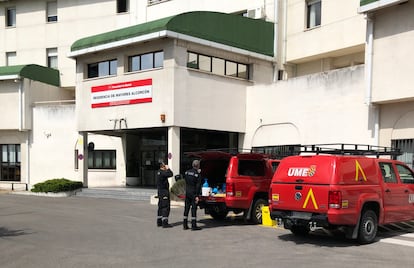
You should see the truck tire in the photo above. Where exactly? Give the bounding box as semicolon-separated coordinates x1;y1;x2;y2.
357;210;378;244
209;209;228;220
251;198;267;224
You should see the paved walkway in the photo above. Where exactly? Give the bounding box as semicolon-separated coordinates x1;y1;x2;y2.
75;187;157;201
75;187;184;206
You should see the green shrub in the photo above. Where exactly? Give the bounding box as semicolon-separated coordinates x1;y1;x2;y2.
31;178;83;193
170;178;186;198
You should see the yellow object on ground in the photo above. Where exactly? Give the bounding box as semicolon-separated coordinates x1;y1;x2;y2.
261;206;276;227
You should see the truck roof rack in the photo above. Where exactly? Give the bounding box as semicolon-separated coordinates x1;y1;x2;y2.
300;143;401;158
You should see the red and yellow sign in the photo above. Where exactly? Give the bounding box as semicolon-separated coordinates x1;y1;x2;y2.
302;188;318;209
355;160;367;182
91;79;152;108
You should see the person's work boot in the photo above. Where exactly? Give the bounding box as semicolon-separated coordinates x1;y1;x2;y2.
191;220;201;231
157;218;162;227
183;219;189;230
162;220;173;228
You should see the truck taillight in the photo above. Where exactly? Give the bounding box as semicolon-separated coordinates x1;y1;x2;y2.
328;191;341;209
226;183;234;197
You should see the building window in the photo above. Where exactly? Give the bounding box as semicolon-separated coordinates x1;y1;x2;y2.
212;58;225;76
1;144;21;181
225;61;237;77
198;54;211;72
6;7;16;27
187;52;250;80
392;139;414;169
6;52;16;66
128;51;163;72
47;48;58;69
87;59;117;78
117;0;129;13
307;0;321;29
252;145;301;159
88;150;116;169
47;1;58;22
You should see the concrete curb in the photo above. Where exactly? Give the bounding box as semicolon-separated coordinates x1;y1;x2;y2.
9;189;81;198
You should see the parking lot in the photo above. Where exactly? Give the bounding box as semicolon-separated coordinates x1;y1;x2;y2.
1;192;414;268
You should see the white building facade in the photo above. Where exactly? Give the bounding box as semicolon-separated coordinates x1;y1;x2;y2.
0;0;412;189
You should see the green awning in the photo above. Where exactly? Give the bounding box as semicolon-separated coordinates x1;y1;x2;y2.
71;11;274;57
0;64;60;87
360;0;378;5
359;0;407;12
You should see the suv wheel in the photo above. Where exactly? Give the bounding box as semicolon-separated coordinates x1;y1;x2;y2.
357;210;378;244
251;198;267;224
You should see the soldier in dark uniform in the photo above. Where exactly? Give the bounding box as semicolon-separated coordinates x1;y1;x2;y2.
183;159;202;230
156;162;173;228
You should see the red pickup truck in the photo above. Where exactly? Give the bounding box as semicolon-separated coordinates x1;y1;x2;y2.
269;152;414;243
187;151;280;224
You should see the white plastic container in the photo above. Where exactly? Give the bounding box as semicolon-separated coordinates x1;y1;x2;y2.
202;187;211;196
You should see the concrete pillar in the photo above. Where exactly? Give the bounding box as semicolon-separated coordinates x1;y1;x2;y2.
167;126;180;187
78;132;88;187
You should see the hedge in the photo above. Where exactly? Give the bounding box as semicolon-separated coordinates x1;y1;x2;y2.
31;178;83;193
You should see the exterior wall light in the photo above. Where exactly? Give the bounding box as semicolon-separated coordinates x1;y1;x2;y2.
160;114;166;123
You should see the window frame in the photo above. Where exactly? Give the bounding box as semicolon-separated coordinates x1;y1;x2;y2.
6;7;16;27
88;150;117;170
379;162;398;184
306;0;321;29
238;160;266;177
117;0;129;13
127;51;164;72
187;51;250;80
87;59;117;79
1;144;21;181
6;51;16;66
396;164;414;184
46;1;58;22
47;47;58;69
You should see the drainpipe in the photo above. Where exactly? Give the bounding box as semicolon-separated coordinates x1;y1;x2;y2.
17;78;30;188
365;14;379;145
26;134;30;189
282;0;289;77
273;0;279;82
17;78;23;131
365;14;374;105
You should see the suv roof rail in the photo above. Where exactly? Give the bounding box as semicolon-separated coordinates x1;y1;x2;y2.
300;143;401;158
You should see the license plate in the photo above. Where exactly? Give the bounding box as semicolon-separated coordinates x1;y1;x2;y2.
291;211;312;220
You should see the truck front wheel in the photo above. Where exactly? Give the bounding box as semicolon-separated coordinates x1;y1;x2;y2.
251;198;267;224
357;210;378;244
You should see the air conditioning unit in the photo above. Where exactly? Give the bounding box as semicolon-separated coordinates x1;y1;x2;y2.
247;7;264;19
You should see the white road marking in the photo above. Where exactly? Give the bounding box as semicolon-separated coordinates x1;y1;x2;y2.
379;237;414;248
401;233;414;238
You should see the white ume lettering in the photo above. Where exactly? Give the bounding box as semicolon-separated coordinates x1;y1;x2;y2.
287;168;309;177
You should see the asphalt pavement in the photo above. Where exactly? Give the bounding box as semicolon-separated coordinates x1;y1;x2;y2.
1;191;414;268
